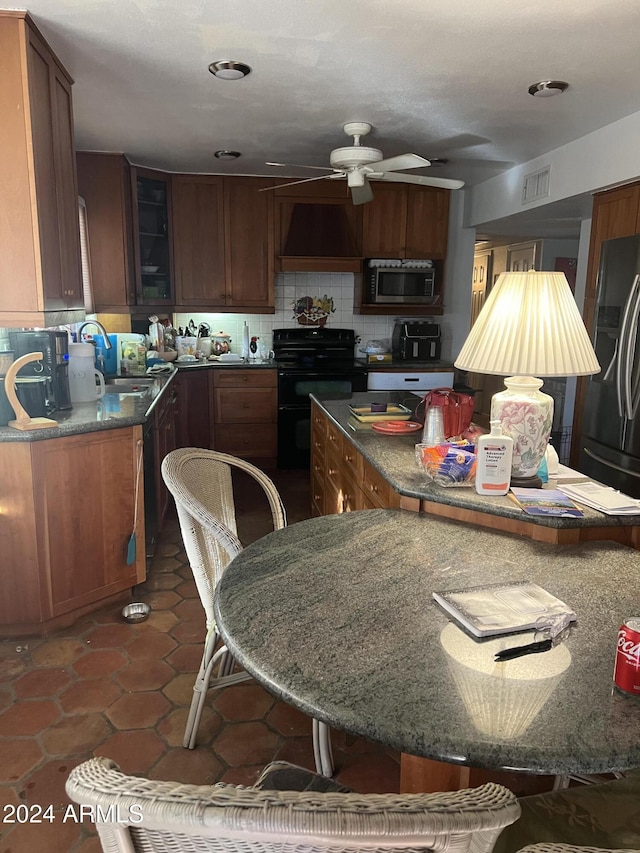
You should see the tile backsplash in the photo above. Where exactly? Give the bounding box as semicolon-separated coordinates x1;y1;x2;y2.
175;272;453;358
0;272;453;359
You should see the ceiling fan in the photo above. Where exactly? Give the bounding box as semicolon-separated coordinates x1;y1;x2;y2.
263;122;464;205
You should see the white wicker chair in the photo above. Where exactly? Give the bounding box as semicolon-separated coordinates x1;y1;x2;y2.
161;448;334;776
66;756;521;853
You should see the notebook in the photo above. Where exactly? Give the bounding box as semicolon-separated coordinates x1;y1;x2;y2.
432;580;576;638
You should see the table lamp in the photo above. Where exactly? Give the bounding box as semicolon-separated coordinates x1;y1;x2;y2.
454;271;600;487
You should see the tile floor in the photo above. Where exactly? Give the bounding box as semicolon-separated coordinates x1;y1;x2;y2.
0;469;399;852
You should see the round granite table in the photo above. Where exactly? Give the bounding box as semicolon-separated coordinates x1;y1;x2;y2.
214;509;640;792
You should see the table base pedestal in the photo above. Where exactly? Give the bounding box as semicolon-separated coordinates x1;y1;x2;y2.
400;754;556;796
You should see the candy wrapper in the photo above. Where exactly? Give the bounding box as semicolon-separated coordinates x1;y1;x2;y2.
415;440;477;487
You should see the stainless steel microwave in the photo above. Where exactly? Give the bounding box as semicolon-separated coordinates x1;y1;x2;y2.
364;262;438;305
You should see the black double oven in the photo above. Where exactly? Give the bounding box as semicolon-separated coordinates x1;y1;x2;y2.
274;328;368;468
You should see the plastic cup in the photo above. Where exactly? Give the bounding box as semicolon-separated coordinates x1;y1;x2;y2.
422;407;446;446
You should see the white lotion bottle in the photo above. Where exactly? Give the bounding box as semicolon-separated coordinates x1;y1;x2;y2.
475;420;513;496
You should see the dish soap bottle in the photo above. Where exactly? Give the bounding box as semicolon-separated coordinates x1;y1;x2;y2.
475;420;513;496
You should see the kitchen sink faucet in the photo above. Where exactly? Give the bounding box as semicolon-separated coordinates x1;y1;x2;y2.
77;320;112;349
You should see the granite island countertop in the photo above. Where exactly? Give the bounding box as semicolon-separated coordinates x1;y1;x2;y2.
310;390;639;533
215;509;640;775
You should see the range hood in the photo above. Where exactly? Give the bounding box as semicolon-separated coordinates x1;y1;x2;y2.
278;202;361;272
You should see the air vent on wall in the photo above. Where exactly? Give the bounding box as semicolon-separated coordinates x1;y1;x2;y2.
522;167;551;204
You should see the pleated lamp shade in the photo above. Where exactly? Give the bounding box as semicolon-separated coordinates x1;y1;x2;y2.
455;272;600;377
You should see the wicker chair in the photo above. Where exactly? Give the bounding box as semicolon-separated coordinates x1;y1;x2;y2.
161;448;334;776
66;756;521;853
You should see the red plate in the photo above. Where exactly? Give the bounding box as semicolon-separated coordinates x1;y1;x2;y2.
371;420;423;435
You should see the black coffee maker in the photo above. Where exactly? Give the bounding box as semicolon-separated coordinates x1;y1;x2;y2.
8;330;72;411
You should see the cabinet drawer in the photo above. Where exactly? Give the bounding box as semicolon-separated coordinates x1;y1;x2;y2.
341;439;362;482
214;388;276;423
326;419;343;456
362;458;397;508
215;369;276;388
214;424;277;458
311;468;324;518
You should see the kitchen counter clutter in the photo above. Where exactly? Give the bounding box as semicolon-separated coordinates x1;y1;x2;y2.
0;368;176;442
310;391;640;547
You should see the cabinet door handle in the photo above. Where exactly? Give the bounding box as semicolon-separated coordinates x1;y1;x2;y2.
242;402;250;409
369;483;378;493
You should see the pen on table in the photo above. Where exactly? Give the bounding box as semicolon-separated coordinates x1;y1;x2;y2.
494;638;553;662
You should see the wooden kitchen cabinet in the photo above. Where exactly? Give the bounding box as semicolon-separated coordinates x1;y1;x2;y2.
361;184;450;259
172;175;226;308
0;426;145;636
310;402;401;515
76;152;137;311
172;175;274;311
0;11;84;327
153;380;178;532
357;184;450;315
213;369;277;464
224;177;275;310
174;368;213;449
132;167;174;305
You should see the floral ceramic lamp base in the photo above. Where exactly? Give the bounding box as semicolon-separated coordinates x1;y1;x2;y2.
491;376;553;489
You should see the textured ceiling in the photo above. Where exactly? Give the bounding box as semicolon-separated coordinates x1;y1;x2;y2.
11;0;640;233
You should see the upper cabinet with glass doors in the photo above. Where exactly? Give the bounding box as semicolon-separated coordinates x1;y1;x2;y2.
132;167;173;304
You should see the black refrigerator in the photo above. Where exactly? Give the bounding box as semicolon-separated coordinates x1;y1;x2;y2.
579;234;640;497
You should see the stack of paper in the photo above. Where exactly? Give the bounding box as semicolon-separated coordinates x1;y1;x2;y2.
558;481;640;515
432;580;576;638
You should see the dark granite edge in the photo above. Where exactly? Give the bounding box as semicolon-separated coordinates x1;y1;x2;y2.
310;393;637;530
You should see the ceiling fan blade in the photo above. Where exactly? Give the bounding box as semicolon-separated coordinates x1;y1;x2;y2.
266;161;335;172
374;172;465;190
259;174;336;192
350;181;374;206
371;153;431;173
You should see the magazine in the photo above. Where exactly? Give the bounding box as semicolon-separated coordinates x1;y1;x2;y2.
509;487;583;518
432;580;576;638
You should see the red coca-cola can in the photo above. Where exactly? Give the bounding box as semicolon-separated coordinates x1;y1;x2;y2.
614;618;640;696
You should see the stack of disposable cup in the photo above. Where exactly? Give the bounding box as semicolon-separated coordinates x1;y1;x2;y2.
422;406;446;446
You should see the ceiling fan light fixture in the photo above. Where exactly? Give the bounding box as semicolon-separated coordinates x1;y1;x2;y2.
528;80;569;98
208;60;252;80
214;150;241;160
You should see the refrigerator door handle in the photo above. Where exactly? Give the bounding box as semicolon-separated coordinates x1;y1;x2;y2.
624;274;640;419
616;274;640;419
584;446;640;480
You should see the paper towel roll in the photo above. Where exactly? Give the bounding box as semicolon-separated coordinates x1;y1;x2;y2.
241;322;250;359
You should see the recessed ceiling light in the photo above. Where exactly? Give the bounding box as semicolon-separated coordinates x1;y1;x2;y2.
208;60;252;80
214;150;242;160
528;80;569;98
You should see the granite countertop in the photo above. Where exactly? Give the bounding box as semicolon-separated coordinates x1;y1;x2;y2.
311;391;638;531
356;358;455;371
215;509;640;775
0;370;177;442
0;359;280;442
